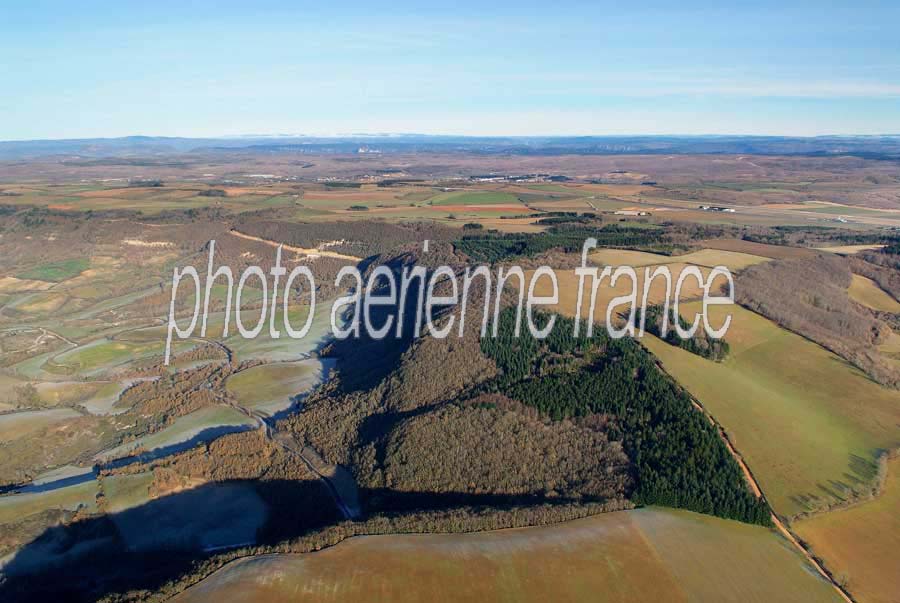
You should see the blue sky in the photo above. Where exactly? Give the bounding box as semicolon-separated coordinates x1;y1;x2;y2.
2;1;899;139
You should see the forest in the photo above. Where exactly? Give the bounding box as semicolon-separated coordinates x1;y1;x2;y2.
475;308;771;525
454;223;683;263
642;304;730;361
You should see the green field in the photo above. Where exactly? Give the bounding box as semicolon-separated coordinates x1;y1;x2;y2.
102;472;155;514
16;259;90;282
0;479;99;524
430;191;520;206
49;329;196;377
0;408;82;443
50;338;163;376
643;304;900;517
218;301;334;362
225;358;330;416
94;406;257;462
175;508;841;603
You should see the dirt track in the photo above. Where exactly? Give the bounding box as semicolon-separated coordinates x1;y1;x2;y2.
228;229;362;262
687;393;854;603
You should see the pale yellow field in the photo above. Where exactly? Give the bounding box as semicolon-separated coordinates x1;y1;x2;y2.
0;277;54;293
590;247;769;271
794;455;900;603
848;274;900;312
816;244;886;255
528;263;712;325
176;508;841;603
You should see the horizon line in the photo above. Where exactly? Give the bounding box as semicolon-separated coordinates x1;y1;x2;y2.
4;132;900;144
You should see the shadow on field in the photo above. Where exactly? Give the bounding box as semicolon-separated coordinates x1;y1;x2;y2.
789;451;884;512
0;478;591;602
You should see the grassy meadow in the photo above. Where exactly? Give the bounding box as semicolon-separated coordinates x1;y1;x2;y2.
643;303;900;517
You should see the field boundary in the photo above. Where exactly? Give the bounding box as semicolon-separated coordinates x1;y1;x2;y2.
646;348;857;603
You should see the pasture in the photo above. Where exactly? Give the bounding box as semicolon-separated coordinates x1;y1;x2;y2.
16;259;90;283
0;479;99;525
643;304;900;517
0;408;82;443
218;302;335;362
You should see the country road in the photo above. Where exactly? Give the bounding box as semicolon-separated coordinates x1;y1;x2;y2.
212;365;361;521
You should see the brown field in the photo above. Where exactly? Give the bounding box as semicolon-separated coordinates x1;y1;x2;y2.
794;455;900;603
175;508;841;603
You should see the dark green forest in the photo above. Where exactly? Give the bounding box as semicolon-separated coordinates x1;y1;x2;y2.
642;304;730;361
476;308;771;525
454;223;681;262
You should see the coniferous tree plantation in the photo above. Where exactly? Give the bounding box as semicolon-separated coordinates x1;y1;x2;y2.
477;309;771;525
642;304;730;361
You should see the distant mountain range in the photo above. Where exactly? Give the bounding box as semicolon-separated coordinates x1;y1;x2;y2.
2;134;900;160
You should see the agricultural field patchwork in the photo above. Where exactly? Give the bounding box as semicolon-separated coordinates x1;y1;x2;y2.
1;154;899;602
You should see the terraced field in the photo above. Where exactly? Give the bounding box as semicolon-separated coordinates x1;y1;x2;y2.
175;508;841;603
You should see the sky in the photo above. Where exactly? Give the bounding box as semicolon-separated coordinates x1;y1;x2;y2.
2;1;899;140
